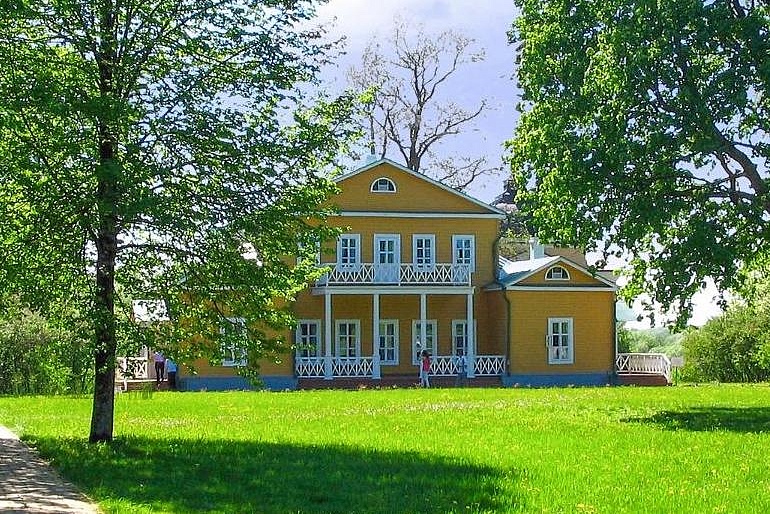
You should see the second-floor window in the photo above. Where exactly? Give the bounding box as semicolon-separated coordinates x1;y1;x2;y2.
413;235;435;270
337;234;360;268
452;235;475;272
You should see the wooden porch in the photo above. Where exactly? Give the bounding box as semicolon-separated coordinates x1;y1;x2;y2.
615;353;672;386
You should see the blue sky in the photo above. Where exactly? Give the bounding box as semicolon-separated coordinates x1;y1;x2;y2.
316;0;521;204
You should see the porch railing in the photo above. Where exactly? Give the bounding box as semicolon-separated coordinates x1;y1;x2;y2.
317;263;471;286
616;353;671;383
295;354;506;378
474;355;507;376
116;357;149;380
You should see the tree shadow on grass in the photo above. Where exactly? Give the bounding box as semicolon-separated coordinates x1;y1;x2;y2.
622;407;770;433
27;436;522;513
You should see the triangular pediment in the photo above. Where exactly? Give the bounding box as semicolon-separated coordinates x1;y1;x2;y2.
333;159;505;217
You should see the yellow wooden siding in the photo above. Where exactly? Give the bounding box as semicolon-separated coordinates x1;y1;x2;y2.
517;262;608;286
482;290;509;357
333;162;495;214
320;216;500;285
508;290;615;374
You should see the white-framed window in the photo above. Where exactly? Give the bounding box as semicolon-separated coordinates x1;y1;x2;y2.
370;177;396;192
547;317;573;364
221;317;247;367
295;320;321;359
378;320;399;365
413;234;435;270
452;320;469;356
336;320;360;359
452;235;475;272
546;266;570;281
411;319;437;364
337;234;361;269
297;240;321;267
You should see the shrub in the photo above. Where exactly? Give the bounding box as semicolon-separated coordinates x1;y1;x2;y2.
681;305;770;382
0;308;92;395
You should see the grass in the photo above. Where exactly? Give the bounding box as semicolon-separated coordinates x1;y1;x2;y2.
1;384;769;513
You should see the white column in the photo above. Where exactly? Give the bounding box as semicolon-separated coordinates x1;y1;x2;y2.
372;294;381;379
467;292;476;378
420;293;427;355
324;293;333;380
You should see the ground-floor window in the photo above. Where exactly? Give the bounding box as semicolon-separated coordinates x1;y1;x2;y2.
378;320;399;365
548;317;573;364
221;317;247;366
452;320;468;356
296;320;321;358
412;319;437;364
336;320;360;359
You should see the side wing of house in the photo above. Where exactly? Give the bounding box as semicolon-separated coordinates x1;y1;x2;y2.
494;257;617;386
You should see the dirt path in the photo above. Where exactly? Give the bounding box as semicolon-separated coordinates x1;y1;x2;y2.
0;426;100;513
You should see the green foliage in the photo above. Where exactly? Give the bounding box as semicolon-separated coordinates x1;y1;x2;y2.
2;386;770;512
509;0;770;327
682;303;770;382
618;326;683;356
0;0;361;440
0;307;92;395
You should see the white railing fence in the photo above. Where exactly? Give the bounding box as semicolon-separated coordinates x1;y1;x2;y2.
333;357;374;377
295;354;505;378
616;353;672;383
317;263;471;286
116;357;149;380
474;355;507;376
295;357;325;378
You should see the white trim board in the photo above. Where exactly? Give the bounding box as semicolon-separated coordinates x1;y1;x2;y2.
336;211;506;219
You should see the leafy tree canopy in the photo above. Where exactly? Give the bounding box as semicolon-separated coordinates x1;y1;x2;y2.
0;0;360;441
508;0;770;326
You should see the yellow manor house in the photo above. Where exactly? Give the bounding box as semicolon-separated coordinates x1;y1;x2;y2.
150;158;625;391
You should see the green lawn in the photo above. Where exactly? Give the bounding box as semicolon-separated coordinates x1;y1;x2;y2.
1;385;769;513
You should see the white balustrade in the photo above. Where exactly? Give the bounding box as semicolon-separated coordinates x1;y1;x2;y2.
295;357;325;378
294;354;505;378
116;357;149;379
317;263;471;286
332;357;373;377
616;353;672;383
474;355;507;376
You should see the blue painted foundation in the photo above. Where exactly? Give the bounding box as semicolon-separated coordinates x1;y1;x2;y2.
501;373;612;387
179;376;298;392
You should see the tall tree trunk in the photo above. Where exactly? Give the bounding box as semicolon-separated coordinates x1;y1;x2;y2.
89;217;117;442
89;0;118;443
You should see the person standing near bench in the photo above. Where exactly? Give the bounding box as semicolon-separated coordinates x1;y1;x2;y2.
153;350;165;387
165;357;178;391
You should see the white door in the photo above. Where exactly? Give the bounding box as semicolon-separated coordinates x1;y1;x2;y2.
374;235;400;283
